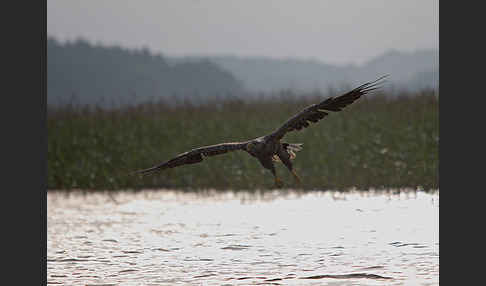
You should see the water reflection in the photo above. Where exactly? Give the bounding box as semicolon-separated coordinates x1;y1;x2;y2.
47;189;439;285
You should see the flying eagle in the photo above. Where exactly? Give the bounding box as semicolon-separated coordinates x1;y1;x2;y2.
133;76;388;187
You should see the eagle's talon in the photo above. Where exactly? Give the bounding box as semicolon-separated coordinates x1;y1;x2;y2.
274;177;284;188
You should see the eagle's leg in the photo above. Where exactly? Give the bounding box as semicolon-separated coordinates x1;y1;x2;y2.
258;157;283;188
270;166;284;188
277;149;301;184
290;170;301;184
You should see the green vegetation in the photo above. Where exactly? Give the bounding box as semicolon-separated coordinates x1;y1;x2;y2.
47;91;438;192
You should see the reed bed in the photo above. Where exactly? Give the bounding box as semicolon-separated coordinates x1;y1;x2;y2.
47;90;438;192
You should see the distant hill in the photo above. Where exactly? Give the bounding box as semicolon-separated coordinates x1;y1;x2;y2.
48;36;438;108
353;49;438;91
172;49;439;93
47;37;244;107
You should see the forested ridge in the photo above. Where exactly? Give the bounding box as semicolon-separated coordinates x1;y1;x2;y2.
47;37;244;107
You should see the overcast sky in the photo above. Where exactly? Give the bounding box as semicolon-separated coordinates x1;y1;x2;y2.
47;0;438;65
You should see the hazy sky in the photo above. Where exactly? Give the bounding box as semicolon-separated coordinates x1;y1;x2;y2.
47;0;438;65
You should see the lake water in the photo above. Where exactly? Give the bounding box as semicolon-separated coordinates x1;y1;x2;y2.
47;189;439;285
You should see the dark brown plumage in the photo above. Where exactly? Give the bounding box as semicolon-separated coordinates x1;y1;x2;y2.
133;142;248;176
133;75;388;187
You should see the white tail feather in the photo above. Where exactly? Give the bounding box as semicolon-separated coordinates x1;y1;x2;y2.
272;143;303;162
287;143;303;152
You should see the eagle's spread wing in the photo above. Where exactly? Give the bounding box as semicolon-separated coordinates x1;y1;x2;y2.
268;75;388;140
132;142;247;176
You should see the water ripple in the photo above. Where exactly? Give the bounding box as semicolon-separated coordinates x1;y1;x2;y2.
47;189;439;285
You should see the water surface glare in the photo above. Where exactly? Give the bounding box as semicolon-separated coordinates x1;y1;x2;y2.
47;190;439;285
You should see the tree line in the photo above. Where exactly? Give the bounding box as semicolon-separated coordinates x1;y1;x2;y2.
47;37;244;107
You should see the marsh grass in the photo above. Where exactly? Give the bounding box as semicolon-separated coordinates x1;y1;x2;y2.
47;90;438;191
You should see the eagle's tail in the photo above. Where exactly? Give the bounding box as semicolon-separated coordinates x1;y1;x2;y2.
285;143;303;159
285;143;303;152
273;143;304;161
